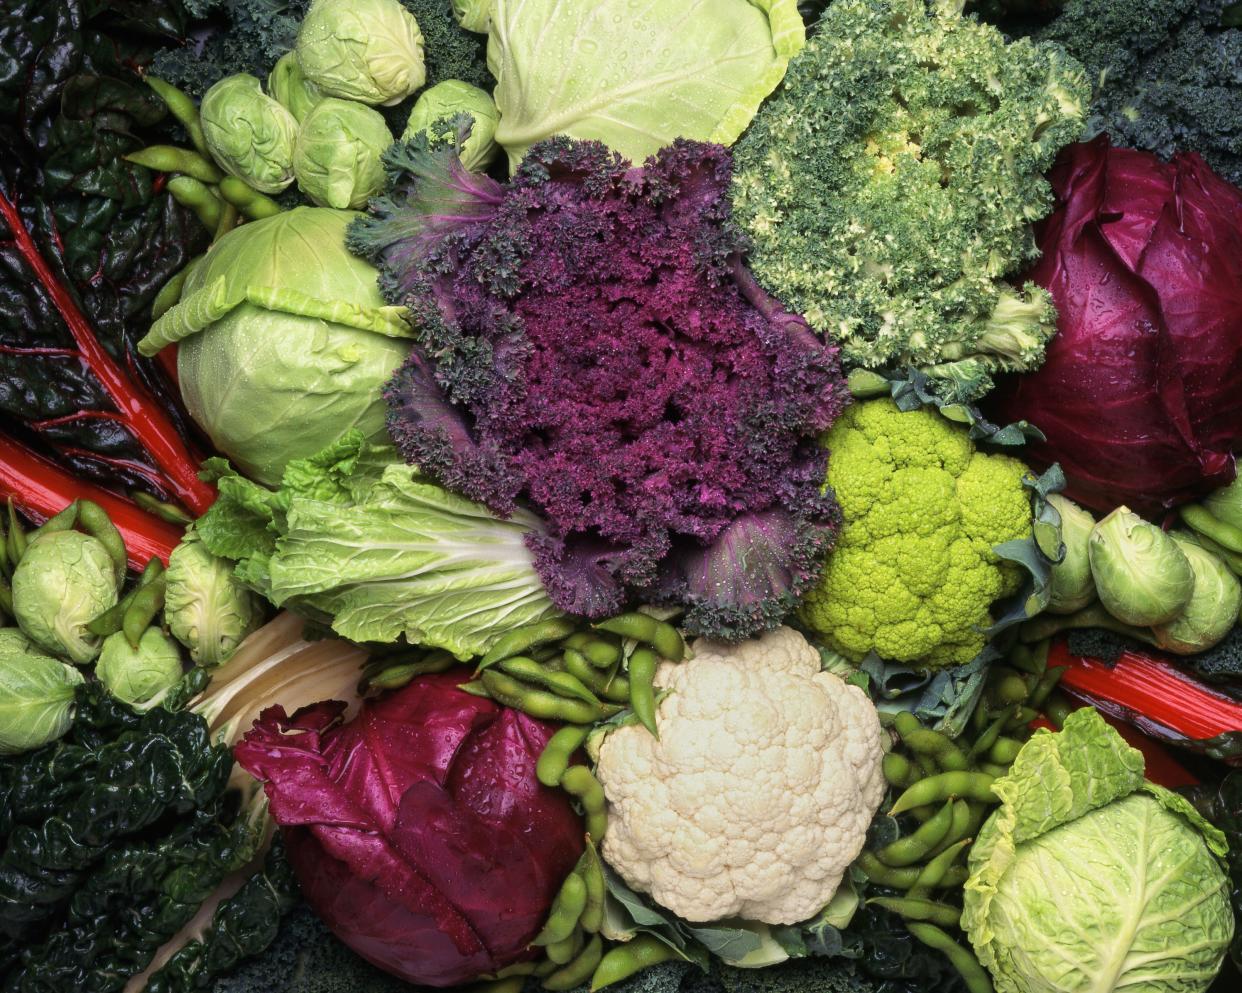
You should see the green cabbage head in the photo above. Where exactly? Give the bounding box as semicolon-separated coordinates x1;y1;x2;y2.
164;530;264;667
201;74;298;194
138;207;412;486
0;636;83;755
96;628;184;707
268;51;325;122
294;98;392;209
403;81;499;173
963;708;1234;993
296;0;425;106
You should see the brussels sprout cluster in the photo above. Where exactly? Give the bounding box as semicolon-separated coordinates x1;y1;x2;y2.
0;500;264;756
196;0;500;211
1037;492;1242;655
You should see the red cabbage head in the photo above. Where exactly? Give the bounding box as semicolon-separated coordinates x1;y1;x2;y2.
990;136;1242;516
235;673;585;986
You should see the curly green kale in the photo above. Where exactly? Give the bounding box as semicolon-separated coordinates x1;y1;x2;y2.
1032;0;1242;186
731;0;1090;403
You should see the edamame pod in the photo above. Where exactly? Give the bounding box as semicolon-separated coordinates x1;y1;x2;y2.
987;737;1023;766
868;897;961;928
908;838;972;895
925;799;971;858
594;613;685;662
882;752;918;789
564;649;630;703
899;728;969;772
889;772;996;815
6;501;25;567
145;77;209;157
906;924;994;993
590;935;676;991
560;765;608;841
969;706;1016;758
499;656;602;707
167;176;222;231
579;842;606;933
533;872;588;946
480;670;618;724
479;617;579;671
563;632;621;668
1027;664;1065;711
628;647;659;737
122;565;165;648
537;726;591;788
218;176;282;219
543;934;603;991
368;652;456;690
546;927;584;965
125;145;223;184
1181;504;1242;554
876;800;955;866
76;500;128;584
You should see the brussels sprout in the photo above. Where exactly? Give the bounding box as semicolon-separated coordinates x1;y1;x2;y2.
296;0;426;107
0;627;31;655
0;646;84;755
96;628;185;707
1089;506;1194;627
1045;493;1096;615
402;80;500;172
12;531;120;664
165;532;263;667
201;74;299;194
450;0;492;33
268;51;325;122
1151;534;1242;654
138;208;411;485
1203;476;1242;530
293;98;392;209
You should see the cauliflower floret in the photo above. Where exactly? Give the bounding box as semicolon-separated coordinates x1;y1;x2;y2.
800;398;1031;669
594;626;885;926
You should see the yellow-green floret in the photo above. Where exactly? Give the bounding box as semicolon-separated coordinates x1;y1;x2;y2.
799;399;1032;669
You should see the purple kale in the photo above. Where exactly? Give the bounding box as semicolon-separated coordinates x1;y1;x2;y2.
349;134;849;638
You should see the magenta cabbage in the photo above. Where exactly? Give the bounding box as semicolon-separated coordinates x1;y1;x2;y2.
349;135;848;638
235;672;585;987
990;136;1242;516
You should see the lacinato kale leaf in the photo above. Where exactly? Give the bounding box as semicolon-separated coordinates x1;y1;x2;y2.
0;0;212;511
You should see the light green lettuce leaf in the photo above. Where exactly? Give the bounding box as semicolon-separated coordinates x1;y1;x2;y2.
488;0;805;168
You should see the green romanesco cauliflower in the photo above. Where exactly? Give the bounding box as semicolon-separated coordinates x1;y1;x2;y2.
799;398;1032;669
731;0;1090;403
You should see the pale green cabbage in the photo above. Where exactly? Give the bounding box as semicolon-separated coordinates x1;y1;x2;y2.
294;98;392;209
12;531;119;664
138;207;412;486
1045;494;1096;614
1089;506;1194;626
963;708;1234;993
1152;534;1242;654
450;0;492;33
201;74;298;194
165;530;263;668
296;0;425;106
268;51;325;122
96;628;184;706
197;432;563;660
0;639;83;755
488;0;806;168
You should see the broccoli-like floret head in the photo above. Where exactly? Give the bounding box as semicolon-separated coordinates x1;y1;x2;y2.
731;0;1090;403
1035;0;1242;186
799;398;1032;669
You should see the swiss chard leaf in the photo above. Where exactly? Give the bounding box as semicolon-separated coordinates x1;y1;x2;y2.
0;0;212;510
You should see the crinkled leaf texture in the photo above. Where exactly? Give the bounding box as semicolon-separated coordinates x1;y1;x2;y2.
235;673;585;987
350;136;847;639
989;136;1242;516
197;432;562;659
488;0;805;167
963;708;1234;993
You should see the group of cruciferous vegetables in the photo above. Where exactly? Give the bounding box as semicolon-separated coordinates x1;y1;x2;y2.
6;1;1242;992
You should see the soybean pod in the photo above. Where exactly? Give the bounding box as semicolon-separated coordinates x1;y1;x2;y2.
367;652;456;690
627;647;659;737
889;772;996;815
167;176;222;231
480;670;617;724
145;77;209;157
151;266;192;322
121;560;165;648
590;935;676;992
594;613;685;662
533;872;587;946
908;838;973;896
498;656;602;707
546;928;584;966
543;934;603;991
6;501;25;567
868;897;961;929
876;800;955;867
560;765;608;841
1003;706;1038;731
470;978;524;993
906;924;994;993
578;842;606;933
76;500;127;584
563;632;622;668
124;145;222;184
925;799;971;858
899;727;969;772
1027;664;1066;712
29;501;79;541
1181;504;1242;554
969;706;1016;758
215;201;239;240
987;736;1023;767
218;177;282;219
564;649;630;704
882;752;918;790
537;726;591;788
87;556;163;638
478;617;580;672
857;852;966;890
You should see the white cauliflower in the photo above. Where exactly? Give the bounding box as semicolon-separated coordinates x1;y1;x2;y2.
594;625;885;926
